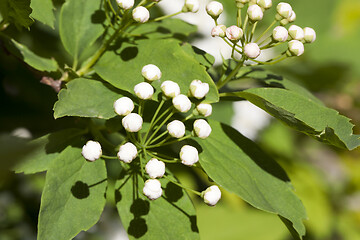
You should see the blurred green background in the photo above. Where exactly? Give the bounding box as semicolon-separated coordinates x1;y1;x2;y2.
1;0;360;239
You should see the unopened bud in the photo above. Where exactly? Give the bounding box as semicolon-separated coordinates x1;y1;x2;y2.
247;4;263;22
206;1;223;19
183;0;200;13
82;140;102;162
190;80;209;99
134;82;154;100
142;64;162;81
173;94;192;113
211;24;227;38
193;119;212;139
167;120;186;138
161;80;180;98
226;25;243;41
202;185;221;206
114;97;134;116
196;103;212;117
288;25;304;41
132;6;150;23
180;145;199;166
257;0;272;9
117;142;137;163
288;40;304;56
145;158;165;179
122;113;143;132
244;43;261;59
303;27;316;43
143;179;162;200
272;26;288;42
116;0;134;10
276;2;292;20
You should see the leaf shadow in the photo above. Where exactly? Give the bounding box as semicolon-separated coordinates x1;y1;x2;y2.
162;195;199;233
71;178;107;199
164;181;183;203
127;198;150;238
221;123;290;182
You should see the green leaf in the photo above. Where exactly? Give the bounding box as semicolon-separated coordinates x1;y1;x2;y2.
198;120;307;239
236;68;323;105
59;0;104;60
94;39;219;103
14;128;85;174
227;88;360;150
129;18;197;40
115;172;199;239
30;0;55;28
54;78;124;119
0;35;58;72
181;43;215;69
38;146;107;240
0;0;33;29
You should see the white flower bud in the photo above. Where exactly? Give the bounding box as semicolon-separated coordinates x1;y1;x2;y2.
161;80;180;98
189;80;209;99
172;94;192;112
303;27;316;43
247;4;263;22
122;113;143;132
116;0;134;10
288;25;304;40
196;103;212;117
117;142;138;163
132;6;150;23
206;1;223;19
226;25;243;41
82;140;102;162
257;0;272;9
167;120;186;138
180;145;199;166
272;26;288;42
143;179;163;200
141;64;162;81
114;97;134;116
145;158;165;179
244;43;261;59
288;40;304;56
211;24;226;38
193;119;212;139
134;82;154;100
288;10;296;22
276;2;292;19
183;0;200;13
203;185;221;206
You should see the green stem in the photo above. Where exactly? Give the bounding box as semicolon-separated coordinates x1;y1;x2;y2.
222;38;242;54
147;151;179;163
251;55;287;65
152;11;182;22
76;20;133;76
250;21;258;42
149;131;169;145
139;151;145;179
102;155;118;160
216;58;245;90
182;113;194;122
237;8;242;28
142;99;165;144
163;175;202;196
145;110;175;145
260;41;282;50
107;0;118;16
147;134;192;149
242;15;249;41
254;19;277;43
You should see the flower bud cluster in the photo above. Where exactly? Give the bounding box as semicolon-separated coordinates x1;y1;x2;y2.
83;64;220;205
209;1;316;61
